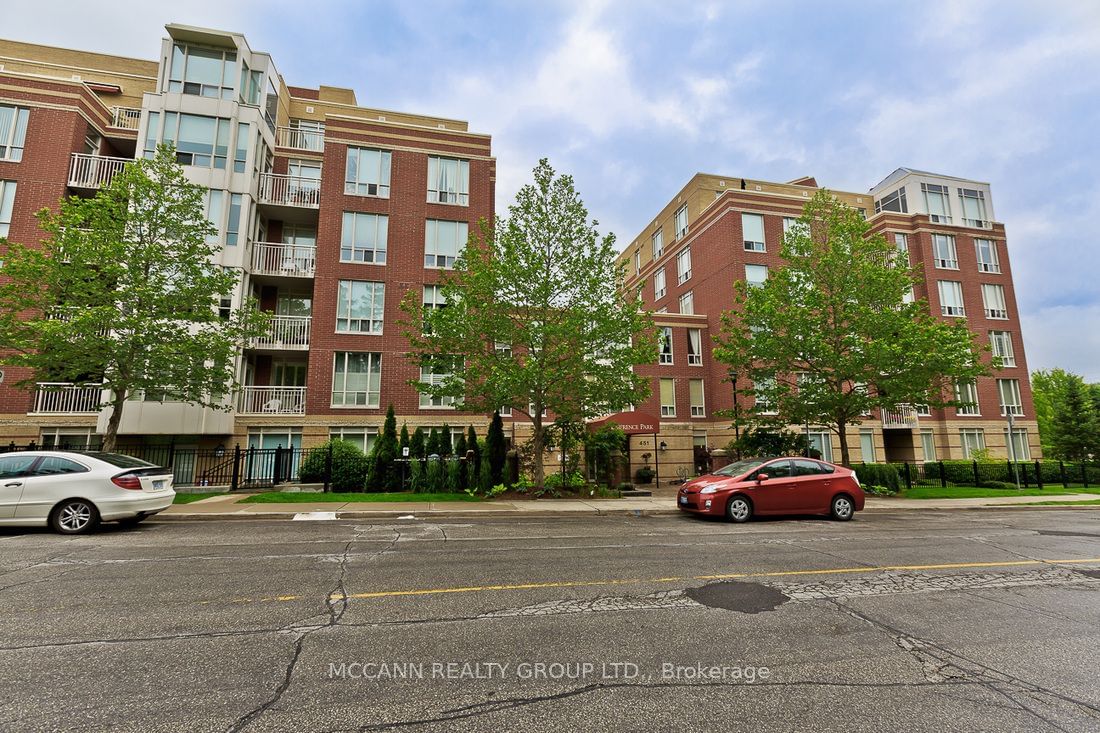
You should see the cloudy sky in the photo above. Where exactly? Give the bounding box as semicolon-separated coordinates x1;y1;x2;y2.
7;1;1099;378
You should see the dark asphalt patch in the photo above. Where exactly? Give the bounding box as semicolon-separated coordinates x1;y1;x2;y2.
685;581;789;613
1074;568;1100;580
1037;530;1100;539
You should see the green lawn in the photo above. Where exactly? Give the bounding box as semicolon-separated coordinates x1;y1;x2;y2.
1029;499;1100;506
240;491;481;503
173;492;227;504
901;486;1100;500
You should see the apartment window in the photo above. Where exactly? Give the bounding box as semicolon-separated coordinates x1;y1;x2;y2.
0;105;30;162
998;378;1023;416
167;44;237;99
920;429;937;461
233;122;249;173
427;156;469;205
859;429;876;462
336;280;385;334
678;291;694;315
938;281;965;317
226;194;243;246
634;249;641;275
203;189;224;244
340;212;388;264
1005;428;1030;461
659;326;673;365
239;62;263;105
932;234;958;269
287;159;321;194
806;431;833;462
745;264;768;289
743;213;765;252
40;427;101;450
687;328;703;366
959;428;986;459
420;356;460;408
958;188;988;227
955;380;980;416
893;233;910;266
424;219;468;269
974;238;1000;273
345;147;392;197
982;283;1008;319
651;229;663;259
674;205;688;239
144;111;160;158
660;378;676;417
754;376;777;415
422;284;448;334
915;404;932;416
330;426;378;454
689;379;705;417
494;341;512;358
921;182;952;223
289;118;324;149
989;331;1015;367
676;247;692;284
160;112;231;169
875;187;908;214
654;268;666;299
331;352;382;407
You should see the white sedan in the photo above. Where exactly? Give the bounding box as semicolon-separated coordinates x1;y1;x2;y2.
0;451;175;534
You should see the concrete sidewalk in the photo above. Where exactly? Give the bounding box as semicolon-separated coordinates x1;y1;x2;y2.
157;491;1099;520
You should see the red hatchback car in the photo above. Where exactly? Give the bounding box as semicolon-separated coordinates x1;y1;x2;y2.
677;456;864;522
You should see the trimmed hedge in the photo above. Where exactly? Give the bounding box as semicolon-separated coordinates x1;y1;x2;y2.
299;440;369;491
855;463;901;493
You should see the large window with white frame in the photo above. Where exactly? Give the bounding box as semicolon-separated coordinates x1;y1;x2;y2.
982;284;1008;319
427;156;469;205
679;291;694;315
167;44;237;99
745;264;768;288
0;180;16;238
674;205;688;239
806;431;833;462
754;376;777;415
932;234;958;269
1004;428;1030;461
989;331;1015;367
677;247;692;284
959;428;985;458
920;428;937;461
689;379;705;417
743;213;765;252
958;188;988;227
345;147;392;197
336;280;385;334
938;280;965;317
330;426;378;454
997;378;1023;416
156;112;231;168
955;379;980;416
974;238;1000;273
859;429;876;462
687;328;703;366
331;352;382;407
340;212;388;264
422;285;448;334
660;378;676;417
921;182;952;223
420;356;460;408
654;267;666;299
40;427;102;450
651;229;663;259
203;189;224;245
424;219;468;269
659;326;674;364
0;105;30;162
875;187;908;214
893;233;910;266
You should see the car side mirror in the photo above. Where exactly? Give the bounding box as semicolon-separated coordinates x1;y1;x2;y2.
755;473;769;482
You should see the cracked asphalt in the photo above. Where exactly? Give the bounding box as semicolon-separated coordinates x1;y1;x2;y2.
1;509;1099;732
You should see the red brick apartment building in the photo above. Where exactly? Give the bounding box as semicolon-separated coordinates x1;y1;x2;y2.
0;24;499;454
618;172;1038;478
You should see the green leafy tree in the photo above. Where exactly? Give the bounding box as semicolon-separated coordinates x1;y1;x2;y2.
0;145;268;451
1043;373;1097;460
466;425;480;472
453;429;468;492
427;427;442;457
439;423;453;456
715;190;989;466
726;427;809;460
399;423;410;457
486;410;507;486
367;405;400;490
410;427;426;459
1031;369;1093;458
401;159;656;486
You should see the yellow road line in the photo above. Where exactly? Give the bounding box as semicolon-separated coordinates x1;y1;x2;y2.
333;557;1100;601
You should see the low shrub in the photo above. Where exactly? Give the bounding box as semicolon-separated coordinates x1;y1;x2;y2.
634;466;654;484
855;463;901;493
298;440;369;492
979;480;1018;490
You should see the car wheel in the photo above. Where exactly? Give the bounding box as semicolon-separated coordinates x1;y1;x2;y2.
830;494;855;521
726;495;753;523
50;499;99;535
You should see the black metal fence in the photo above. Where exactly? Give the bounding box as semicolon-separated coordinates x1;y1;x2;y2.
865;460;1100;491
0;441;336;491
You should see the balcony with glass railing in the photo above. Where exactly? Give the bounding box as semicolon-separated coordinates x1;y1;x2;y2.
881;404;919;429
237;386;306;415
250;315;311;350
257;173;321;208
68;153;130;189
250;242;316;278
276;126;325;152
31;383;103;414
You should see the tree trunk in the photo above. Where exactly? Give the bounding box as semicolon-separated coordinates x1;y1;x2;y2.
530;414;545;488
102;389;127;452
837;422;850;467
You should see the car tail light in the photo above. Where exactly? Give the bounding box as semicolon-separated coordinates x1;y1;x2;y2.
852;471;860;487
112;474;143;490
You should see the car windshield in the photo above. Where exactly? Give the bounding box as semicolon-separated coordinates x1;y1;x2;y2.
84;452;156;469
713;458;768;478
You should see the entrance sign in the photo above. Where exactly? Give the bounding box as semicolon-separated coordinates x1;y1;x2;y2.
587;411;661;435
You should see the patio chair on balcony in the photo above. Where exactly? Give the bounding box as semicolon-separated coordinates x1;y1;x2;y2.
261;397;283;413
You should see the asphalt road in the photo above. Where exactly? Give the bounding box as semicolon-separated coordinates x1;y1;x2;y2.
2;509;1100;732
